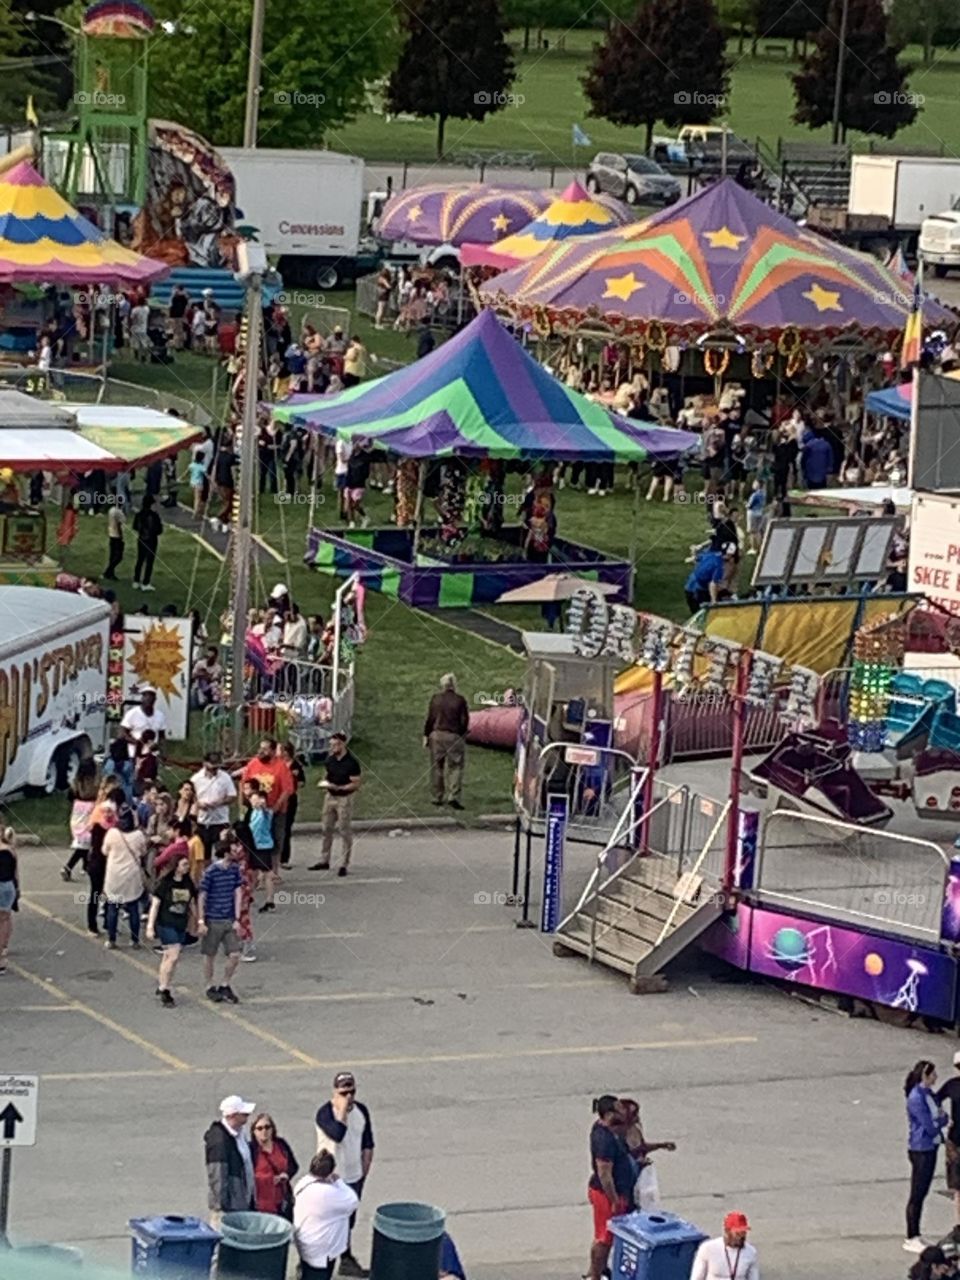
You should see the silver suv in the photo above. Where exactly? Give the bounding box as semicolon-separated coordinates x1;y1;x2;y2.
586;152;681;207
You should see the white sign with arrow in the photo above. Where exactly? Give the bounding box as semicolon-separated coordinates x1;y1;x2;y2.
0;1074;38;1147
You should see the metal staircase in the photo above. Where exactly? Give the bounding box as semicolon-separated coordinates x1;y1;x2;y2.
553;780;730;993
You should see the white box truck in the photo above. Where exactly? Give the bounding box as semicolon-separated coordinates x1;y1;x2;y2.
218;147;374;290
907;492;960;617
0;587;110;798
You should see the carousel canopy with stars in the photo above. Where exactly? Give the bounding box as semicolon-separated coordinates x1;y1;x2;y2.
0;161;168;286
480;177;956;348
273;309;698;463
375;184;552;248
81;0;156;37
460;180;632;271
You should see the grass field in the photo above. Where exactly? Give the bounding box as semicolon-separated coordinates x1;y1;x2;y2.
329;32;960;164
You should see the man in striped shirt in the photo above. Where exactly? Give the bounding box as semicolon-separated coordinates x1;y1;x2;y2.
198;837;244;1004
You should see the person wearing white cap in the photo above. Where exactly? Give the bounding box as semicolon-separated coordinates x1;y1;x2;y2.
936;1051;960;1225
204;1094;256;1225
121;687;167;746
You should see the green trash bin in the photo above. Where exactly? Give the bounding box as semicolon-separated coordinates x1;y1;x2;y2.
370;1203;445;1280
217;1212;292;1280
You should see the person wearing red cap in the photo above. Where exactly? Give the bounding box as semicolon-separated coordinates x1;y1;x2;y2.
689;1212;759;1280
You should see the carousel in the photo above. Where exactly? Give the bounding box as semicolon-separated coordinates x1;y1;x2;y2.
273;309;697;608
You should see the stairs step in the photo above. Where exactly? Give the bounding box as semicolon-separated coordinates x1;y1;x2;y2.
583;902;671;948
554;924;644;975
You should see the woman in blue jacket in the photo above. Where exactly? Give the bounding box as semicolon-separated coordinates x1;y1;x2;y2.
905;1059;947;1253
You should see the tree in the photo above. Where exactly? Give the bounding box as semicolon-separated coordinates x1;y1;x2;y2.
144;0;398;147
387;0;515;157
718;0;755;56
792;0;919;140
890;0;953;66
582;0;730;156
751;0;828;57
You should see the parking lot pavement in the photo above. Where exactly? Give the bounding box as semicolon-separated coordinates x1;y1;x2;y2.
5;828;955;1277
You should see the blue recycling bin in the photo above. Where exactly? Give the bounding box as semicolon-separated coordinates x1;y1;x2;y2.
609;1210;707;1280
129;1215;220;1277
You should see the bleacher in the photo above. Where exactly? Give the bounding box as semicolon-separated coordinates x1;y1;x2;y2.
777;141;852;213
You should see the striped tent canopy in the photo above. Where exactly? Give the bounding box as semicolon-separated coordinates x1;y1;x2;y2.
0;161;168;286
481;177;957;348
82;0;156;36
375;184;552;247
273;309;697;462
461;181;631;271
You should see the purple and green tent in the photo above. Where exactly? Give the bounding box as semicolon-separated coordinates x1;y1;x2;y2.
273;310;697;462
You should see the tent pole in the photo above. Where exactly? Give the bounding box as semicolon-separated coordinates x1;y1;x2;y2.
628;468;640;604
411;459;427;561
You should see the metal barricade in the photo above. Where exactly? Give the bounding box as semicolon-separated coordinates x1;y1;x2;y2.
756;808;949;940
528;742;641;848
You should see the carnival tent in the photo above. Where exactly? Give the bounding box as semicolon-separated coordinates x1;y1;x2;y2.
376;184;553;248
460;181;631;271
865;383;912;421
274;309;698;462
0;161;167;286
480;177;956;346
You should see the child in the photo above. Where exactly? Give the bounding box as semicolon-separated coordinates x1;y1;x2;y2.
103;733;134;801
240;780;276;913
188;449;207;519
185;816;206;882
134;729;159;794
746;480;766;556
137;782;159;832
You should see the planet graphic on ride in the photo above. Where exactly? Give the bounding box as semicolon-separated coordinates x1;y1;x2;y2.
864;952;885;978
767;926;812;972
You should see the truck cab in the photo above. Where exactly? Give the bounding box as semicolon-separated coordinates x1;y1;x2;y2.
920;204;960;277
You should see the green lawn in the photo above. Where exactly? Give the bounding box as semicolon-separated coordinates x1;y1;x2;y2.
329;32;960;164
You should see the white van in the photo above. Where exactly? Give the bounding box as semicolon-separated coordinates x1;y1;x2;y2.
0;587;110;798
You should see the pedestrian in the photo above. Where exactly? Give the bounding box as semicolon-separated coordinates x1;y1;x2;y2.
132;495;163;591
618;1097;676;1211
61;757;99;882
416;320;435;359
103;495;126;579
204;1095;256;1228
0;825;18;975
309;733;362;876
238;736;294;878
211;432;238;534
102;803;147;950
745;481;766;556
129;297;150;362
121;686;167;748
189;449;207;519
689;1211;759;1280
198;835;244;1003
238;779;276;913
374;267;393;330
683;543;728;616
585;1095;634;1280
345;440;372;529
936;1051;960;1227
904;1059;947;1252
280;741;305;869
251;1113;299;1219
145;851;197;1007
85;784;120;935
423;674;469;810
191;751;237;861
293;1151;360;1280
314;1075;373;1278
342;336;367;388
908;1245;954;1280
334;435;353;523
168;283;189;349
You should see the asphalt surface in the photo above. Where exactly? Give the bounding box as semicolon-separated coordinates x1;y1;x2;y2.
4;825;959;1278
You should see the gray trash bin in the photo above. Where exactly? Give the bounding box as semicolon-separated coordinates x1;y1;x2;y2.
370;1202;445;1280
217;1212;292;1280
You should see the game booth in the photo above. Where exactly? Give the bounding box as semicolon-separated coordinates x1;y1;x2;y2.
274;309;697;608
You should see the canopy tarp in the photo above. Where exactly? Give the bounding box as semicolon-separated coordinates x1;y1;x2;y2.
273;309;698;463
63;403;204;465
0;398;202;471
0;389;77;429
0;161;168;286
865;382;912;420
376;184;552;247
461;181;631;271
480;177;956;346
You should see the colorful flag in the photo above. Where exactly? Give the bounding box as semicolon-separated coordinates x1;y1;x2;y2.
900;274;922;370
886;244;910;279
572;123;592;148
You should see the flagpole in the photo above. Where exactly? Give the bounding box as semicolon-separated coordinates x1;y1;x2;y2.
907;253;923;491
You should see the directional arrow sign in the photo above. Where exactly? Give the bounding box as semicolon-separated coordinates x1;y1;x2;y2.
0;1076;37;1147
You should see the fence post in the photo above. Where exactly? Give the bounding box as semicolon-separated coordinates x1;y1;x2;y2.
724;654;750;891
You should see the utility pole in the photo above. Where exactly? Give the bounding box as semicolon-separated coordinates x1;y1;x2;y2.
243;0;266;147
831;0;850;146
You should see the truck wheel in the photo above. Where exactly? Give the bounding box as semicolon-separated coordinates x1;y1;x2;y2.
315;263;342;290
585;175;600;194
935;264;949;278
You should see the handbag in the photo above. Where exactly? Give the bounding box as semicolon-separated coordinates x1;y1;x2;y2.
634;1162;661;1211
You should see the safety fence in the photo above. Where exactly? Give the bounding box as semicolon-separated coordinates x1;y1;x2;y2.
756;808;949;940
647;778;728;885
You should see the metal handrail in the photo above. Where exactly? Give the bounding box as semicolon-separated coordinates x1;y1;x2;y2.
652;799;731;949
563;768;646;921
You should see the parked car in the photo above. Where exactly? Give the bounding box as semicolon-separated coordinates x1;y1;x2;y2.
585;153;681;207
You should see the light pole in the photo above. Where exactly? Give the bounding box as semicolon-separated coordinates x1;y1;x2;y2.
243;0;266;148
831;0;850;146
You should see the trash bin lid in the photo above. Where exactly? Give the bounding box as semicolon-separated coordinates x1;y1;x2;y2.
129;1216;220;1242
610;1211;708;1248
219;1211;294;1249
373;1202;445;1245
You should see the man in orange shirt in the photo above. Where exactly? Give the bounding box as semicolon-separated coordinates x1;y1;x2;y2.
237;737;294;876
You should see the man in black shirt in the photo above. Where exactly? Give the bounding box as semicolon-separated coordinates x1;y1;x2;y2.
423;673;469;810
586;1095;633;1280
211;434;237;533
936;1051;960;1221
309;733;362;876
168;284;189;349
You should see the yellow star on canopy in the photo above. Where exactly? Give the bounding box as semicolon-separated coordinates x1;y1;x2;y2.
802;282;843;312
406;204;423;222
602;271;645;301
703;226;746;250
491;212;511;233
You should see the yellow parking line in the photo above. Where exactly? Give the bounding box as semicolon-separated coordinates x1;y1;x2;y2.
9;962;190;1070
245;978;611;1005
